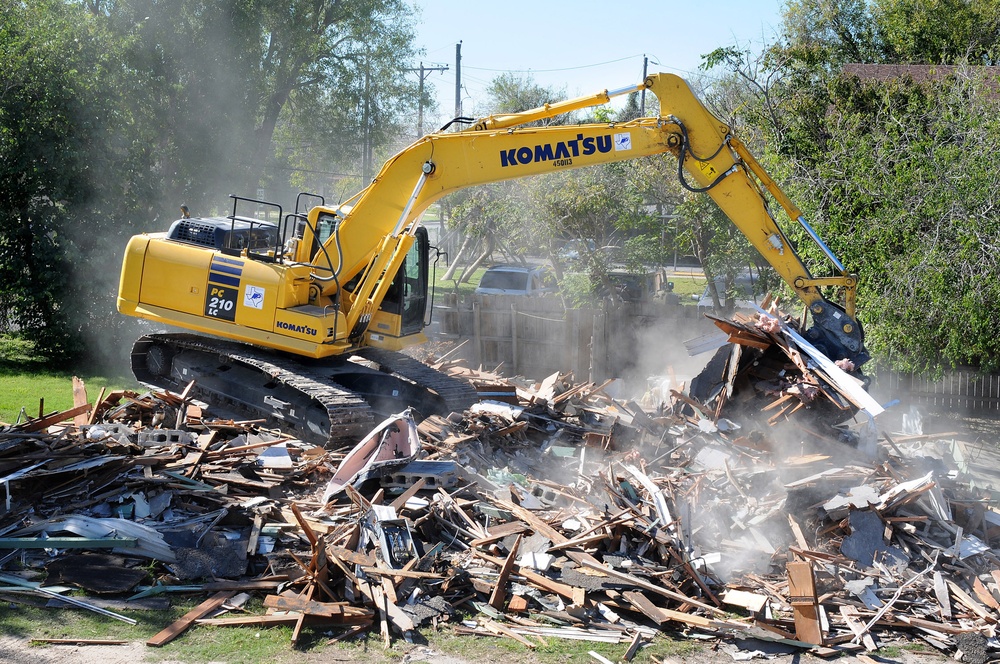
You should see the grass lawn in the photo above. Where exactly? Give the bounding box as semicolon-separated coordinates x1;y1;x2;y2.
435;265;485;298
0;336;134;424
0;370;133;424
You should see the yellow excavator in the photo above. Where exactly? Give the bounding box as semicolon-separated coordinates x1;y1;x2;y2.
117;72;867;445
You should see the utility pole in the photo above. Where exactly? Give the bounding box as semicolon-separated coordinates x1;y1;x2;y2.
362;48;372;184
454;41;463;122
640;55;649;116
405;62;449;137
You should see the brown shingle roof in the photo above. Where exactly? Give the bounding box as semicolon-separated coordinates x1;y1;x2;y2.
842;63;1000;84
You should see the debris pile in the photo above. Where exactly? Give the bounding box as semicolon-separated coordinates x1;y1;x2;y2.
687;309;883;440
0;328;998;661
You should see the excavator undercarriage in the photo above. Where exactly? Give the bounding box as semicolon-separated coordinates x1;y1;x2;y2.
131;333;476;447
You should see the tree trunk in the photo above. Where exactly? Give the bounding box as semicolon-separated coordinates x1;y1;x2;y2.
460;236;494;283
442;233;473;281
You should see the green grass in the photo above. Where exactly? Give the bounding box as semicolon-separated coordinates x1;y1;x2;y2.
0;371;134;424
435;266;486;299
0;599;335;664
0;597;708;663
0;335;134;424
665;270;708;303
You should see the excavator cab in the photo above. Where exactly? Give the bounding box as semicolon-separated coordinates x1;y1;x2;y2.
380;226;429;337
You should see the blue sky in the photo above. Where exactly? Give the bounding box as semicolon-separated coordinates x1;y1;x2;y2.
411;0;786;125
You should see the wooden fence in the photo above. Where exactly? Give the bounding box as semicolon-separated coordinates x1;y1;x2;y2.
435;294;1000;415
435;293;704;383
868;366;1000;412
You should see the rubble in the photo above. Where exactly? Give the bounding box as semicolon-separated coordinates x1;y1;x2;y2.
1;311;1000;661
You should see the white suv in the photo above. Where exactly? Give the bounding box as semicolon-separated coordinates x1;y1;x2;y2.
475;264;558;296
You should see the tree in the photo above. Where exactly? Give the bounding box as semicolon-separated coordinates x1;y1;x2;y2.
486;73;567;119
442;74;569;284
715;0;1000;372
874;0;1000;64
91;0;420;211
265;0;422;196
0;0;157;365
795;68;1000;372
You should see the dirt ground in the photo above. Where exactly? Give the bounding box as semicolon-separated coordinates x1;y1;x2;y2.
2;405;999;664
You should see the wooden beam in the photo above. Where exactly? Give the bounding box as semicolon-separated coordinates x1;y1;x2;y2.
389;477;427;511
787;560;823;646
579;559;725;616
17;403;92;433
262;594;372;618
71;377;89;426
475;551;578;601
146;590;235;647
489;534;521;611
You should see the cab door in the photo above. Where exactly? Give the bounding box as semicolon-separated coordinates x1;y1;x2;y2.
378;226;429;337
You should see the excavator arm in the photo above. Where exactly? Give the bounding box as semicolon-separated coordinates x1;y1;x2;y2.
297;73;865;364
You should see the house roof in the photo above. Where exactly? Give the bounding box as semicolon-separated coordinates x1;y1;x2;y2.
842;63;1000;84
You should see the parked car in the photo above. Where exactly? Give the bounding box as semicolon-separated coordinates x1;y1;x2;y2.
475;264;559;296
556;239;596;261
695;270;766;313
606;266;675;303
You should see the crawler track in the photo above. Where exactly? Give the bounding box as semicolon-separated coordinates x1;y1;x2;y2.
131;333;475;447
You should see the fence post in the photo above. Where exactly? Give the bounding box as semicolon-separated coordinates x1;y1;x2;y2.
590;308;606;383
473;299;482;368
510;303;518;376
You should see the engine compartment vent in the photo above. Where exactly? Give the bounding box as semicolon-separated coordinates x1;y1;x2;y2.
168;219;220;247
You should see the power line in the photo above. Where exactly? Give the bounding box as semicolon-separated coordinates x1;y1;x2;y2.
404;62;449;137
463;54;645;74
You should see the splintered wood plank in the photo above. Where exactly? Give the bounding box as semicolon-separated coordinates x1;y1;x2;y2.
198;614;373;628
933;572;952;620
508;595;529;612
579;559;725;616
17;403;92;433
973;577;1000;611
71;377;89;426
355;578;414;638
788;514;810;550
622;631;644;662
146;590;235;647
839;605;878;651
389;477;427;511
86;386;106;425
483;619;536;648
946;580;995;621
290;502;319;548
620;590;671;624
328;545;377;568
262;594;371;618
787;560;823;646
469;521;530;547
475;551;577;601
489;534;522;611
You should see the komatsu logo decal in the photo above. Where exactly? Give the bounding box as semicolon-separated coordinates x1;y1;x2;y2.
499;133;630;168
276;321;317;336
